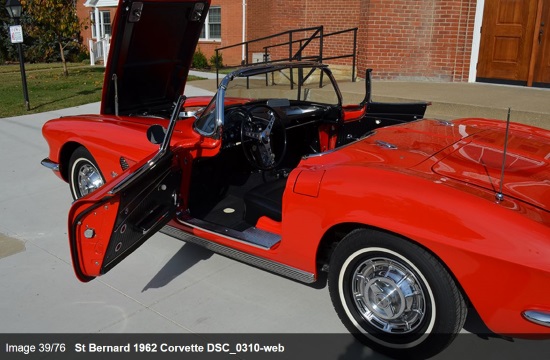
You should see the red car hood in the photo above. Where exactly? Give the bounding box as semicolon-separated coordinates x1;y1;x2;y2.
101;0;210;116
433;120;550;212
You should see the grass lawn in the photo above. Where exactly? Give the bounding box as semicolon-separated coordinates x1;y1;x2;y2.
0;63;105;118
0;63;206;118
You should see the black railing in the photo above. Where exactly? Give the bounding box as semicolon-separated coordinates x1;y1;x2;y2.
214;26;358;85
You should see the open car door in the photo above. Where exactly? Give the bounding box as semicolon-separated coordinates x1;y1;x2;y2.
68;98;186;282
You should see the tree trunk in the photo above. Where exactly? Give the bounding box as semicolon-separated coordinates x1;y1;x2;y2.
59;42;68;77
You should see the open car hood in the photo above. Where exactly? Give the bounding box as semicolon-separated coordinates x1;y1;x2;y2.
433;124;550;212
101;0;210;116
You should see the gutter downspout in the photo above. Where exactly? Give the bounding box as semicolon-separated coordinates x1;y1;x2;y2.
242;0;246;63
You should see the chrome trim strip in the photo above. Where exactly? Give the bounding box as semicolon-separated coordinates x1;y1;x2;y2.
375;140;398;149
160;225;316;284
179;216;281;249
41;158;60;172
523;310;550;328
437;120;454;127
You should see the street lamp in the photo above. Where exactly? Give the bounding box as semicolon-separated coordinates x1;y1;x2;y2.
5;0;30;111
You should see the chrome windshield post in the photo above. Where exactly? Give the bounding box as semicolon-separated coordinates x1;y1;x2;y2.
160;95;186;154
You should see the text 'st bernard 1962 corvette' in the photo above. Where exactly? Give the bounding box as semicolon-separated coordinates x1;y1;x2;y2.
40;0;550;358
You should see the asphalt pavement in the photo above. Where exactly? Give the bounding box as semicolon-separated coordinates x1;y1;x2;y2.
1;82;549;360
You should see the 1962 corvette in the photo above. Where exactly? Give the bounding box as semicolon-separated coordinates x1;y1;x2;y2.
40;0;550;358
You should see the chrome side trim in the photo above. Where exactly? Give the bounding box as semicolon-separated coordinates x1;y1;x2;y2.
41;158;60;172
437;120;455;127
160;225;316;284
522;310;550;328
375;140;398;149
179;216;281;249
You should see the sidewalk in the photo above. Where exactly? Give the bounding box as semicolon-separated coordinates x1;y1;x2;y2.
340;80;550;128
190;70;550;130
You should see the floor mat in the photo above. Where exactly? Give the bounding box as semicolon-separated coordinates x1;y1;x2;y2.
199;194;249;231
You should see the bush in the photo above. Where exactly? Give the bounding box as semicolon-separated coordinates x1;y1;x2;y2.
209;52;223;68
192;48;208;69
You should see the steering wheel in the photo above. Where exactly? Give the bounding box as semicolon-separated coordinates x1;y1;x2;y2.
240;105;287;170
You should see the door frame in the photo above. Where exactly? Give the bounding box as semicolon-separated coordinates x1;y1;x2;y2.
469;0;485;83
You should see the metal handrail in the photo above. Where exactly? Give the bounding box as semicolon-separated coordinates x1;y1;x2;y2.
215;26;358;85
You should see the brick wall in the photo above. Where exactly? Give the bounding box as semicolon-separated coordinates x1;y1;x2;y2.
197;0;241;67
358;0;477;81
76;3;91;44
78;0;478;82
266;1;361;67
253;0;477;82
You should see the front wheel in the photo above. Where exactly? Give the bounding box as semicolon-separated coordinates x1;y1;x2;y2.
68;147;105;200
328;229;467;359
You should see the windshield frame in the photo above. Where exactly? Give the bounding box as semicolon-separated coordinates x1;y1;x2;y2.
193;61;343;138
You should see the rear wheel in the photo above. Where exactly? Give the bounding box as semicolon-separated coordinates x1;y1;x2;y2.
328;229;467;359
68;147;105;200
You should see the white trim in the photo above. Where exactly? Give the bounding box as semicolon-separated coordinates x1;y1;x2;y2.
94;8;101;39
469;0;485;83
84;0;118;7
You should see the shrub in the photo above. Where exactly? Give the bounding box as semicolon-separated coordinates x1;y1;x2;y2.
192;48;208;69
209;52;223;68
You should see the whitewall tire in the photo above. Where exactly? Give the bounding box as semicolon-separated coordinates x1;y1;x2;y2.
328;229;467;359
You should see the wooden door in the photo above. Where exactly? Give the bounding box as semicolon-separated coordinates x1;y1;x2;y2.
477;0;539;84
533;0;550;86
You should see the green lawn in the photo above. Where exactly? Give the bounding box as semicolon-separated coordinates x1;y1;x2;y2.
0;63;206;118
0;63;105;118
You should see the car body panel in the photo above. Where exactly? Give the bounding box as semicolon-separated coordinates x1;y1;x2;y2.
433;120;550;212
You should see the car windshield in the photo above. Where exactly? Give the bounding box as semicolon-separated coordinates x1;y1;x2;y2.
194;62;342;136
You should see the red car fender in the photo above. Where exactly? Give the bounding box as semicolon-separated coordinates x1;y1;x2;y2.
282;163;550;335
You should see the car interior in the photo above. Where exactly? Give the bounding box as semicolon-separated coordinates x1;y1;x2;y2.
183;68;429;244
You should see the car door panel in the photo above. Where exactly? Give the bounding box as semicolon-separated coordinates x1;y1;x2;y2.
68;151;182;282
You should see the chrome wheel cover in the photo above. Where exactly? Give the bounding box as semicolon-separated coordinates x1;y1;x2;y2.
351;257;426;334
76;162;104;196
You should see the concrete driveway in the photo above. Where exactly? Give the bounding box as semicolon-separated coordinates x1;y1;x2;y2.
0;84;548;360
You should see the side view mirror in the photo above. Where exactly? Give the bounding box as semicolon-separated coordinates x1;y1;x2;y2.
147;124;166;145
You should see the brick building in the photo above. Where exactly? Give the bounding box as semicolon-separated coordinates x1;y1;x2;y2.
77;0;550;86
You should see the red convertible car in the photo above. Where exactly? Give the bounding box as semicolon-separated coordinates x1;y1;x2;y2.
41;0;550;358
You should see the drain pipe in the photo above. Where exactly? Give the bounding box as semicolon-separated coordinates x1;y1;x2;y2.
242;0;246;63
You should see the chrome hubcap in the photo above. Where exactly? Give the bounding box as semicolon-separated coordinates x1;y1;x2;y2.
351;257;426;334
77;163;104;196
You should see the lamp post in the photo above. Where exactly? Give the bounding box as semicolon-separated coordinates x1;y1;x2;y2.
5;0;30;111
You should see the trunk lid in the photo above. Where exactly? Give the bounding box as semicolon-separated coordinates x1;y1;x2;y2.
433;121;550;211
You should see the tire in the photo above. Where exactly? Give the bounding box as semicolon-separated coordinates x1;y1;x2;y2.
68;147;105;200
328;229;467;359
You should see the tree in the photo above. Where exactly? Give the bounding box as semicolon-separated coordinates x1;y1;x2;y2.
23;0;83;76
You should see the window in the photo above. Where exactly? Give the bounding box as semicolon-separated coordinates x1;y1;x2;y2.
200;6;221;40
90;11;112;39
